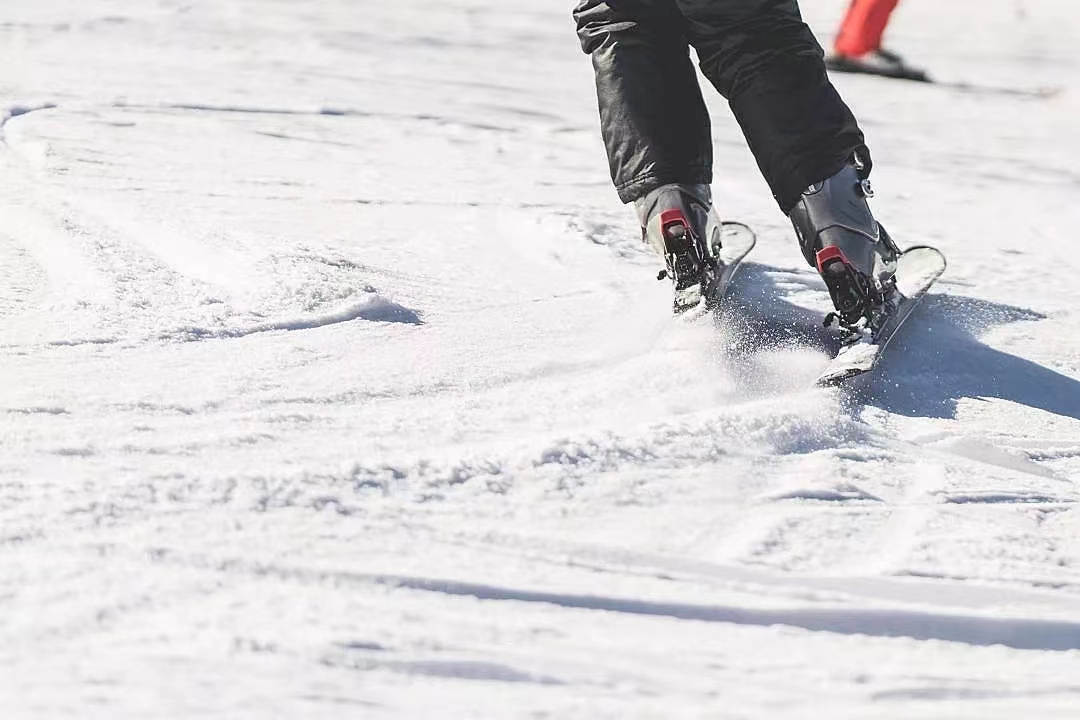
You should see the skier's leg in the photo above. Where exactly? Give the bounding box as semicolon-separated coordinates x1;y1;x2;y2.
788;152;899;324
573;0;712;204
574;0;722;313
675;0;865;214
676;0;896;322
834;0;901;58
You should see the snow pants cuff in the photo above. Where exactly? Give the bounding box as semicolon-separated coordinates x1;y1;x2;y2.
575;0;715;205
614;165;713;204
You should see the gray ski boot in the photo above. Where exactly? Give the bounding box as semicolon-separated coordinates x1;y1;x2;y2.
634;184;723;313
789;156;900;328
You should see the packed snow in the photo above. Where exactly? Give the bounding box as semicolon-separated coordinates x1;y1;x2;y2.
2;0;1080;717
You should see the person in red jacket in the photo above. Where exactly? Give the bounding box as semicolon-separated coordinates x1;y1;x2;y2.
826;0;928;81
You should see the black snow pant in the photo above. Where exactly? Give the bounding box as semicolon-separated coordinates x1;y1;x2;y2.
573;0;868;214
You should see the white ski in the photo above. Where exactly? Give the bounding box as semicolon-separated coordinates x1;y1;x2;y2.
815;245;947;387
710;221;757;300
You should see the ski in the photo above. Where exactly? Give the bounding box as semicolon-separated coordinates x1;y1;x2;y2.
937;80;1062;101
710;221;757;300
826;57;1060;100
815;245;946;387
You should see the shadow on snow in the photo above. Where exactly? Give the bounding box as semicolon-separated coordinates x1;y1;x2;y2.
716;262;1080;423
872;294;1080;422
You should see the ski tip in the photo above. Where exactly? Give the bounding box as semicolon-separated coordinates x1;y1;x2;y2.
897;245;948;275
715;221;756;267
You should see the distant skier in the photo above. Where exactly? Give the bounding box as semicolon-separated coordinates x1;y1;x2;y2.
573;0;900;325
826;0;928;81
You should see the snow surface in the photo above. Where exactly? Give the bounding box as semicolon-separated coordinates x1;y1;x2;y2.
2;0;1080;717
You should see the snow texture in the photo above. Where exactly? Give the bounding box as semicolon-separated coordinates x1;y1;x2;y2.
2;1;1080;718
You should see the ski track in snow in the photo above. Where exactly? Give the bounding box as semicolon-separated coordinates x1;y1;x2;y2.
2;1;1080;718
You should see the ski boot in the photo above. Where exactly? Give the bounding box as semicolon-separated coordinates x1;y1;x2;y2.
825;48;929;82
789;155;901;333
634;184;723;314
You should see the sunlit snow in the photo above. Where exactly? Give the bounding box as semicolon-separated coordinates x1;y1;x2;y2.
2;1;1080;717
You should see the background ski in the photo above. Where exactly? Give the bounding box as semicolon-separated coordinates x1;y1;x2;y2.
826;56;1061;99
938;80;1063;100
815;246;947;386
828;65;1061;100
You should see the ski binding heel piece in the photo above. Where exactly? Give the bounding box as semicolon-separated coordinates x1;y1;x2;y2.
660;209;710;313
816;246;877;326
